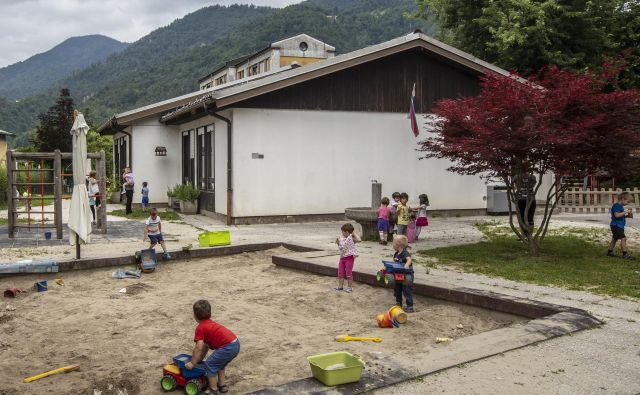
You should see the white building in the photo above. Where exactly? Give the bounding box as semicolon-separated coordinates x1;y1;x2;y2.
99;32;515;224
198;34;335;90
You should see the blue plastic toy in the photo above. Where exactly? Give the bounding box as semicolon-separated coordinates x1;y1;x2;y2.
135;248;158;273
376;260;413;286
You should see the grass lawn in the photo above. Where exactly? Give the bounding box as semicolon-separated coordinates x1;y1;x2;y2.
108;207;182;221
419;223;640;299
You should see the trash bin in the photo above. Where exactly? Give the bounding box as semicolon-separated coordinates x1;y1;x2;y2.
486;185;510;215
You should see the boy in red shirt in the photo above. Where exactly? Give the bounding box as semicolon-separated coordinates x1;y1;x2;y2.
185;300;240;394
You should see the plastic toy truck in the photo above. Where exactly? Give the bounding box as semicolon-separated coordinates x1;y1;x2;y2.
376;260;413;286
161;354;208;395
135;248;158;273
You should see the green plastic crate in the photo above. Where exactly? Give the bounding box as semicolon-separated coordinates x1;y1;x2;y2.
307;351;365;386
198;231;231;247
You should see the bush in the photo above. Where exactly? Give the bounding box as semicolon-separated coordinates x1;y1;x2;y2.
173;183;200;202
166;186;175;198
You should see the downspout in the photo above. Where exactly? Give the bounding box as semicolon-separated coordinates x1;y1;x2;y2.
208;110;233;226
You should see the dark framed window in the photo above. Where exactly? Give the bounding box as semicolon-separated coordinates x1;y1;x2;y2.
195;125;215;191
113;136;128;178
182;130;194;185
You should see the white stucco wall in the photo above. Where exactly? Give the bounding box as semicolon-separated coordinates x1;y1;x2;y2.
127;117;181;205
231;109;490;217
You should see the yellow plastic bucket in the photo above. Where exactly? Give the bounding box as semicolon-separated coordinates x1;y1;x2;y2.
388;305;407;324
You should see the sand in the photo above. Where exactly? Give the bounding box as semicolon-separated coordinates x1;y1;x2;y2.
0;249;522;394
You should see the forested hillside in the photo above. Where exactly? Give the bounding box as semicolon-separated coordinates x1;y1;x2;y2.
0;35;128;100
0;0;432;147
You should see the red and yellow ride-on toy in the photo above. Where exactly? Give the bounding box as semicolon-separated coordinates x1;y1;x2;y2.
376;261;413;286
161;354;208;395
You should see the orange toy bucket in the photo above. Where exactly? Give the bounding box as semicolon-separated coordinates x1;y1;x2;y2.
388;306;407;324
376;313;392;328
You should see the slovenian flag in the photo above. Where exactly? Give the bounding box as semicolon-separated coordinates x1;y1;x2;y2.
409;82;419;137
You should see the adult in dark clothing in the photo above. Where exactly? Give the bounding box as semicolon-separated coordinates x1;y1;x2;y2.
123;167;135;215
515;174;537;233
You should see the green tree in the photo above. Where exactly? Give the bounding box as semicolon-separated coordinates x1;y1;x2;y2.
31;88;74;152
416;0;622;73
86;129;113;176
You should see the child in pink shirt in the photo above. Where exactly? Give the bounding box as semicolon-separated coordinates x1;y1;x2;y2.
377;197;391;245
334;223;361;293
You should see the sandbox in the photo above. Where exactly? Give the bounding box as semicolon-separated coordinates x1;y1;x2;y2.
0;248;523;394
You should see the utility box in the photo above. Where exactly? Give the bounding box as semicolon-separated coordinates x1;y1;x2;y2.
486;185;510;215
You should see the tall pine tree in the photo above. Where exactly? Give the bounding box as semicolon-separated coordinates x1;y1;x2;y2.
32;88;74;152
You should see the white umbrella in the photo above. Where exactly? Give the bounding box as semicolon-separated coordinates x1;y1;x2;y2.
68;111;92;256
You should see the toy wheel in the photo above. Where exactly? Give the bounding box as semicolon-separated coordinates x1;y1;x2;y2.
403;274;413;286
160;375;176;392
185;379;201;395
384;274;395;286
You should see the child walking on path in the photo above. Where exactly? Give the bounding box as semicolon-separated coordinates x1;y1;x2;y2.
395;193;410;236
392;235;414;312
144;208;171;259
608;192;635;260
415;194;429;240
87;171;100;224
185;300;240;394
141;181;150;211
335;223;361;293
377;197;391;245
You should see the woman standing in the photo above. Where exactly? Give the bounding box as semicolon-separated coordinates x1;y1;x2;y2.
123;167;135;214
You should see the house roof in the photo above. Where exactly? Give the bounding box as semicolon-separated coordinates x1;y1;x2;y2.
197;33;336;84
0;129;15;136
99;31;517;133
197;53;253;83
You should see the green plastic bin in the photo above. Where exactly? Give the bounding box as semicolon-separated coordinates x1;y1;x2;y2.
307;351;365;386
198;231;231;247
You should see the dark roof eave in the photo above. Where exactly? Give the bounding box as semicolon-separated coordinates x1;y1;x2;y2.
97;117;126;135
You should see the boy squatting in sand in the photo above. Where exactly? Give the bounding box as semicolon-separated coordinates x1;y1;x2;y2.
185;300;240;394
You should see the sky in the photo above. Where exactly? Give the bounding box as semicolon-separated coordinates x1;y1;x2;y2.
0;0;302;68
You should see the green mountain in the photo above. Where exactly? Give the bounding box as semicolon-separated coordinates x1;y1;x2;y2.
0;35;128;100
1;0;433;148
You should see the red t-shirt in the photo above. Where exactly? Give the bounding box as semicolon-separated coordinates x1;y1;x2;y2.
194;319;237;349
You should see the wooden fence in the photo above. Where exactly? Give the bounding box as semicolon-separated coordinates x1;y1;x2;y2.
558;188;640;213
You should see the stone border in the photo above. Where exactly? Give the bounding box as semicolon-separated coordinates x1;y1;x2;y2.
55;243;317;272
244;253;603;394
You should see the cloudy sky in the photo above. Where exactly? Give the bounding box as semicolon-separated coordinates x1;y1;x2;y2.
0;0;302;68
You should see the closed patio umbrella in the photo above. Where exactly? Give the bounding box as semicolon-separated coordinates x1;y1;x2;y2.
68;111;92;257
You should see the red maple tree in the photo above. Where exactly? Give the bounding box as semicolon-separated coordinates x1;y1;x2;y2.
419;64;640;254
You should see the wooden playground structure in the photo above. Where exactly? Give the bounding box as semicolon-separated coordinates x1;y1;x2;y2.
5;149;107;239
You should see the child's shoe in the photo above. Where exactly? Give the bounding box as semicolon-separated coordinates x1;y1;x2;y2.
405;306;415;313
607;251;616;257
622;253;636;260
333;287;344;292
162;252;171;259
345;287;353;293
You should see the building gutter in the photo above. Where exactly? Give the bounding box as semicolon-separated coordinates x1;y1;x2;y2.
207;108;233;226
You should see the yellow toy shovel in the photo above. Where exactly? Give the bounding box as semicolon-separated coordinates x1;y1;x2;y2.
335;335;382;343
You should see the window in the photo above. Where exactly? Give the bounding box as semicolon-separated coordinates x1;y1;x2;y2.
113;136;128;178
214;75;227;86
182;130;195;185
251;64;258;76
237;70;245;79
192;125;215;191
